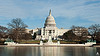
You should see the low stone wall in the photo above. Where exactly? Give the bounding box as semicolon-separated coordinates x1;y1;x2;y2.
4;42;95;47
7;44;39;46
58;44;92;46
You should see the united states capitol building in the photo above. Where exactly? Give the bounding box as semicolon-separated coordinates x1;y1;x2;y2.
26;10;69;40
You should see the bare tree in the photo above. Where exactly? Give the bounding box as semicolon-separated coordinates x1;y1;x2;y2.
0;25;8;33
0;25;8;39
88;24;100;41
8;18;28;29
7;18;29;41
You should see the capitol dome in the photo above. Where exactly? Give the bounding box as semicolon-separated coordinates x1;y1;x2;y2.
44;10;56;28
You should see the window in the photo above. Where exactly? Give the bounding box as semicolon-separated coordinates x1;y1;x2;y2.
53;30;55;33
49;30;52;34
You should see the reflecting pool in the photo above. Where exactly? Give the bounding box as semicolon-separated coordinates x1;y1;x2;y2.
0;46;99;56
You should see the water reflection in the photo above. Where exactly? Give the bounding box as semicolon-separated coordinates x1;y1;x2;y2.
40;47;61;56
0;46;98;56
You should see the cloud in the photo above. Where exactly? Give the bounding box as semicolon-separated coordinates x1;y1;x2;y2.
0;0;100;28
0;0;26;19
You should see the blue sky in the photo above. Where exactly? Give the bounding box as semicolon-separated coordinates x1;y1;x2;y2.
0;0;100;29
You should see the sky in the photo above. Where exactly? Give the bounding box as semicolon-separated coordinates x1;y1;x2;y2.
0;0;100;29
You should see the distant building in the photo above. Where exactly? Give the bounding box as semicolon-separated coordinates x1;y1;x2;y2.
72;27;88;37
30;10;69;40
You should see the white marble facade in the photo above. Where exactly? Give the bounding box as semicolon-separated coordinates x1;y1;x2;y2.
31;10;69;40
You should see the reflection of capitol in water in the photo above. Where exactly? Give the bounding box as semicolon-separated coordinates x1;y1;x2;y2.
40;47;62;56
39;47;97;56
0;47;98;56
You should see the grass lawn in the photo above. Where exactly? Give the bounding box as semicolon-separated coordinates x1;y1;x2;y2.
16;40;77;44
16;40;40;44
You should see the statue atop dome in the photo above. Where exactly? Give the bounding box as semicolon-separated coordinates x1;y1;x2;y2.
49;9;51;16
